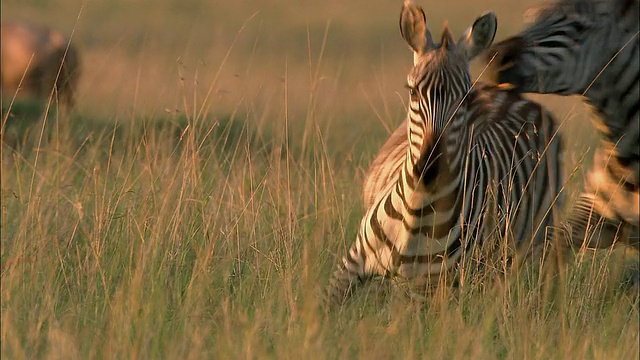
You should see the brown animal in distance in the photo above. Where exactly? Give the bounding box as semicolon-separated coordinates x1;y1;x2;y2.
1;21;81;111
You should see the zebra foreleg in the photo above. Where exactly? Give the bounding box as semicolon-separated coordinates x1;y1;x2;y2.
558;193;640;292
560;193;630;250
325;233;378;309
325;263;366;310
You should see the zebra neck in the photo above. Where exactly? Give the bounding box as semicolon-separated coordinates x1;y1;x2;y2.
400;137;463;216
408;107;469;182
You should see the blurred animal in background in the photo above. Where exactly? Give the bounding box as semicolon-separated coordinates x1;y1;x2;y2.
1;21;81;113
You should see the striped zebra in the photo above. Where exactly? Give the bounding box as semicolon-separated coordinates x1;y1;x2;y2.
486;0;639;256
327;1;564;308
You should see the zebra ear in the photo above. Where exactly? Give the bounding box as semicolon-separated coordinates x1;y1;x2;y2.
440;22;455;51
458;11;497;60
400;0;434;61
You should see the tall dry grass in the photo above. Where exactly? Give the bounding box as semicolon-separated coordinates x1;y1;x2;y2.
1;0;637;358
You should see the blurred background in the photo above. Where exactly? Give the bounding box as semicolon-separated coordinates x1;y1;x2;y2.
1;0;597;185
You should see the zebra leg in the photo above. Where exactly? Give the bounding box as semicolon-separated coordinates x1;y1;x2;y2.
561;193;627;250
326;262;366;309
561;145;639;250
325;234;374;309
623;226;640;293
559;192;640;293
629;226;640;251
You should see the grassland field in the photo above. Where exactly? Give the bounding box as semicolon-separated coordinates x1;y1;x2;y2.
1;0;638;359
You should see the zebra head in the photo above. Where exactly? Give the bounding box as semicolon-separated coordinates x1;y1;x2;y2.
486;0;639;95
400;1;497;170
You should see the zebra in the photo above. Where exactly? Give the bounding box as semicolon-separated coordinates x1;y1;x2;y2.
485;0;639;260
327;0;564;308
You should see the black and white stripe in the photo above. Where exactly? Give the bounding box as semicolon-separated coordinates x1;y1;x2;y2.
327;2;564;308
487;0;639;252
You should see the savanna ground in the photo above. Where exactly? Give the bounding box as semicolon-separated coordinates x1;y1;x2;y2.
1;0;638;358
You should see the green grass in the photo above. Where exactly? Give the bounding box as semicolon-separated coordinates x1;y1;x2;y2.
1;0;638;358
